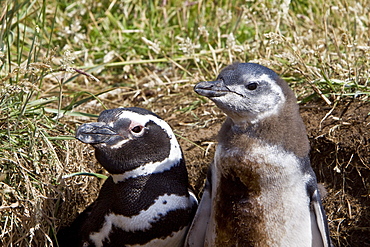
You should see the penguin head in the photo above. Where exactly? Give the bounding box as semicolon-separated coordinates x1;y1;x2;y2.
194;62;293;125
75;107;182;175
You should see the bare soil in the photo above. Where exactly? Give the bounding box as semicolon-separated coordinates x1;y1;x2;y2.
62;80;369;247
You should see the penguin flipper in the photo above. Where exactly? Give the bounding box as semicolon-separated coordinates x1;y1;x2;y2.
185;170;212;247
310;189;333;247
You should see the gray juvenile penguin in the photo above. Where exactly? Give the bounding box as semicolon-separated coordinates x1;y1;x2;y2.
185;63;332;247
57;107;197;247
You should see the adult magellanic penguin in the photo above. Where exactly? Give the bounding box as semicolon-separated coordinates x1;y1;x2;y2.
57;107;197;247
186;62;332;247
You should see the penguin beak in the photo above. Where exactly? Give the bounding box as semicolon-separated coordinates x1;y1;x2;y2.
75;122;118;144
194;80;229;97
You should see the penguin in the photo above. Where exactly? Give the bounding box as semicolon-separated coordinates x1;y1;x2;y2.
185;62;332;247
57;107;197;247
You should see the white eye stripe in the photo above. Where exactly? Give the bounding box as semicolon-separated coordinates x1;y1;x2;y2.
116;111;174;138
110;110;182;182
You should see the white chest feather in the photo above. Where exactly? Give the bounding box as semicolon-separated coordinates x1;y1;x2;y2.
128;227;188;247
89;194;191;247
207;141;313;246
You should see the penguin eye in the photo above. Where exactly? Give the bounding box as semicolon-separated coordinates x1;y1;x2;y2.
131;125;144;134
246;82;258;90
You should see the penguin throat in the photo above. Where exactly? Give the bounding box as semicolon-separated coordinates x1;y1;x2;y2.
111;156;183;183
230;122;256;136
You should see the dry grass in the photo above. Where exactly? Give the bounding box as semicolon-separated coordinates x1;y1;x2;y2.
0;0;369;246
